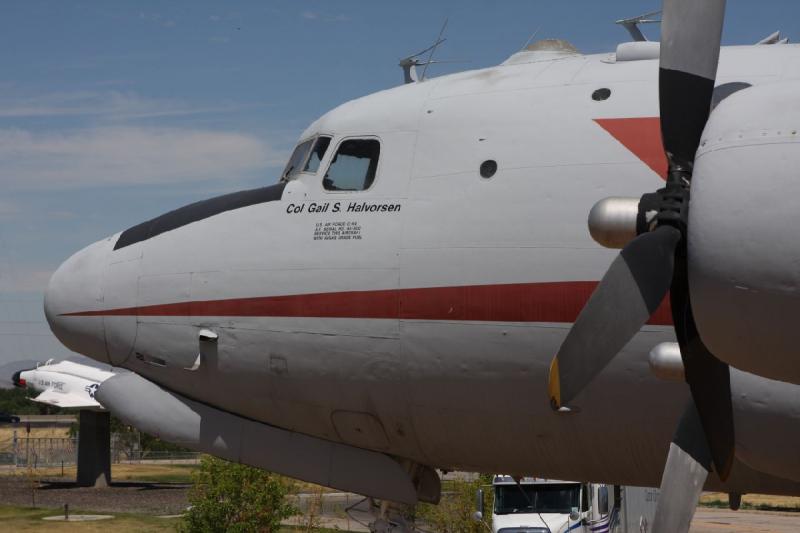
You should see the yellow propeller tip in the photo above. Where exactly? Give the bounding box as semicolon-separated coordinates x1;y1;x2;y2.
548;357;561;410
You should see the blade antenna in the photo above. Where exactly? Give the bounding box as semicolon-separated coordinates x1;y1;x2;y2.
420;18;448;82
615;10;662;42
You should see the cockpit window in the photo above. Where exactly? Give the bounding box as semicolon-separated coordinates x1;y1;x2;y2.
323;138;380;191
281;138;314;182
303;136;332;174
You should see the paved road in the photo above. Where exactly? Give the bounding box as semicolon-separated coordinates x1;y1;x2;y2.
690;508;800;533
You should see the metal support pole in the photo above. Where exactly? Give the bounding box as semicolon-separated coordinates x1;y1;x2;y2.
76;410;111;487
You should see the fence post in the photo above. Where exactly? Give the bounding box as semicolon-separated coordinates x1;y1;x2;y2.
25;423;30;468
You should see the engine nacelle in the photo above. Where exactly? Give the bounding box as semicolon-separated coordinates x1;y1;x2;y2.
689;81;800;385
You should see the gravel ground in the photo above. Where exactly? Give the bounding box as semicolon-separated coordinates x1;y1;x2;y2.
0;476;190;515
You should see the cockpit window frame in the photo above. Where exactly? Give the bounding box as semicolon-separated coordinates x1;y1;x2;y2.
302;135;333;175
320;135;382;194
280;133;334;183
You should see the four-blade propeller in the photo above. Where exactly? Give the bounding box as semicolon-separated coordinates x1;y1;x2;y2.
548;1;731;530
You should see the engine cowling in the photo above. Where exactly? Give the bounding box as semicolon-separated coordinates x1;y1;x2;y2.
689;81;800;385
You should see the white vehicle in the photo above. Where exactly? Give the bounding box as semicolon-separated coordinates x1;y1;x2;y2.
13;359;114;410
478;476;658;533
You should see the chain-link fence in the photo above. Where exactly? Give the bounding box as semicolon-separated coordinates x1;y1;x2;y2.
0;431;199;468
0;436;77;468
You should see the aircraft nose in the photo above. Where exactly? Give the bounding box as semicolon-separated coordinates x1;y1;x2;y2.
44;238;113;363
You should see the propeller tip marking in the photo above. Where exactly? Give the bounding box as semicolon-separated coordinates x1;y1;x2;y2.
548;357;561;410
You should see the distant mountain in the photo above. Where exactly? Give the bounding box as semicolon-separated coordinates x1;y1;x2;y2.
0;359;40;389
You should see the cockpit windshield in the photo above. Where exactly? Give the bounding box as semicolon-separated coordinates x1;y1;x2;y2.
281;138;314;182
280;135;332;182
303;136;331;173
494;483;580;515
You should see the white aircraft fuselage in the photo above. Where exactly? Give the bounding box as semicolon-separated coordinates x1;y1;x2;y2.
45;43;800;496
14;360;112;410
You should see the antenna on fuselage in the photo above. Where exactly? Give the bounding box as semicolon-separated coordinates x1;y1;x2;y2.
520;25;543;50
756;30;789;45
420;18;448;81
399;37;445;84
615;10;661;42
399;18;467;84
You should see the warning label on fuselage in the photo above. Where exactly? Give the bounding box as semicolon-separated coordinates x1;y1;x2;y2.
314;221;362;241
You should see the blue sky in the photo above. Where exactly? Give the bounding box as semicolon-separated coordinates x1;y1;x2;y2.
0;1;798;365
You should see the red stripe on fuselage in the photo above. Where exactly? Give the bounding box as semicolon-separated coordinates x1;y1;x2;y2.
62;282;673;325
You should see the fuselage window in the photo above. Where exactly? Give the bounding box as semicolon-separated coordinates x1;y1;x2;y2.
303;136;332;174
280;138;314;182
323;138;380;191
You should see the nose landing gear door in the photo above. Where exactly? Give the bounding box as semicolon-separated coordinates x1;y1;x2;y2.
134;272;197;370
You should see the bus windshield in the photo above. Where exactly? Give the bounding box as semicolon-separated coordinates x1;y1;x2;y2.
494;483;580;515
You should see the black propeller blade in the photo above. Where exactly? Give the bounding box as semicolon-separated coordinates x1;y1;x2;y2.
549;3;732;528
548;225;680;409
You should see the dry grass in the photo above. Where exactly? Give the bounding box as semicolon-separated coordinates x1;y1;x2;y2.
700;492;800;512
110;463;196;483
0;426;70;447
0;463;197;484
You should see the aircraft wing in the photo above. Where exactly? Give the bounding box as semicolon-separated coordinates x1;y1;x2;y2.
31;389;102;409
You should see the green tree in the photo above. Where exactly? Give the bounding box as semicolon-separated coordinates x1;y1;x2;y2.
417;475;494;533
180;455;298;533
0;387;64;415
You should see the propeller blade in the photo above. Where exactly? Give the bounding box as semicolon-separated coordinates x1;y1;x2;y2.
659;0;726;169
652;402;711;533
549;225;681;409
670;253;736;480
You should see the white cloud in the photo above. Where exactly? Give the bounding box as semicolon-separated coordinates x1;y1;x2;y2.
0;127;283;190
0;91;242;120
138;12;176;29
301;10;349;22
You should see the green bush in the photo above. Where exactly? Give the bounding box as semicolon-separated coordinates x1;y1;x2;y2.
180;455;298;533
417;476;494;533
